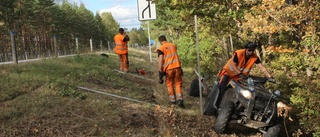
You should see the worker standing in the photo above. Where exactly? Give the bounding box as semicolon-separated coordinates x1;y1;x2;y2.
157;35;185;108
114;28;130;72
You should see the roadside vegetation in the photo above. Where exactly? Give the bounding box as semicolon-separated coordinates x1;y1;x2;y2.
150;1;320;136
0;49;212;136
0;50;159;136
0;0;319;136
0;49;315;136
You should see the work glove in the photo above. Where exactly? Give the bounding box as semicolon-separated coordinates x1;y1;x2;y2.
159;79;164;84
158;71;166;84
238;73;247;79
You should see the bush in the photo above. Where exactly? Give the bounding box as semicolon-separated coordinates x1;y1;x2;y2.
268;52;320;136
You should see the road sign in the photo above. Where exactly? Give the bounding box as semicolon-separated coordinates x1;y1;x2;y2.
137;0;156;20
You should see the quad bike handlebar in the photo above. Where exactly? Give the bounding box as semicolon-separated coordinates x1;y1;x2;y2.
237;75;280;86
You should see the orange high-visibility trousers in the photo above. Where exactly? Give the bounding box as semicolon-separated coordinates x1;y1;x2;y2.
165;67;183;103
118;54;128;72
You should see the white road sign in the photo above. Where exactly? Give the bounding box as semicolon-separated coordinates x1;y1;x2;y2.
137;0;156;20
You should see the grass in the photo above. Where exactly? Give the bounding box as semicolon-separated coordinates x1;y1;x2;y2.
0;49;171;136
0;48;299;137
0;51;150;136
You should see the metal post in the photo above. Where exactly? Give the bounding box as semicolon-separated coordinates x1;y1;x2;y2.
147;21;152;62
54;35;58;57
0;40;2;61
108;41;111;52
76;37;79;51
223;36;229;59
100;40;103;52
90;39;93;52
229;34;233;53
22;37;28;60
195;15;203;114
10;31;18;64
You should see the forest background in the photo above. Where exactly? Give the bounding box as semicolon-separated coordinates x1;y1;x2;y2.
0;0;319;136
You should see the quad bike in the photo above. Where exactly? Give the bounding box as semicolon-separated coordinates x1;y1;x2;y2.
189;71;291;137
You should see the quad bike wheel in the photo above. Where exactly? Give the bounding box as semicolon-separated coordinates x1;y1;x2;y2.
263;123;281;137
214;100;234;133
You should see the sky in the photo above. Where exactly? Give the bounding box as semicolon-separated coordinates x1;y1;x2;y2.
70;0;142;30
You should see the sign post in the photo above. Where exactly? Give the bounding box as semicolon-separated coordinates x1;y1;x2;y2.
137;0;156;62
147;21;152;62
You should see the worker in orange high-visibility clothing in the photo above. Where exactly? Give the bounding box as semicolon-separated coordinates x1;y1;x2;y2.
157;35;185;108
217;42;275;106
114;28;130;72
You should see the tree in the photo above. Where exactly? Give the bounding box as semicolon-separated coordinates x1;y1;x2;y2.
128;28;148;46
100;12;119;45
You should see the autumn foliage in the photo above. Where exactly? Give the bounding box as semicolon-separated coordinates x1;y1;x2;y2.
152;0;319;136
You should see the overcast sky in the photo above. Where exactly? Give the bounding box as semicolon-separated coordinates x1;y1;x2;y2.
56;0;142;30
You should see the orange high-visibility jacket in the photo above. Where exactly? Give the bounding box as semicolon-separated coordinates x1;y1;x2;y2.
114;33;128;54
158;42;181;71
222;49;258;77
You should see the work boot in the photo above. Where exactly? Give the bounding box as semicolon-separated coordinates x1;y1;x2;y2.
177;100;185;108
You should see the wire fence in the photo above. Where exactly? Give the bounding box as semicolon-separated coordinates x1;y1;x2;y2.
0;33;115;63
0;32;152;64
